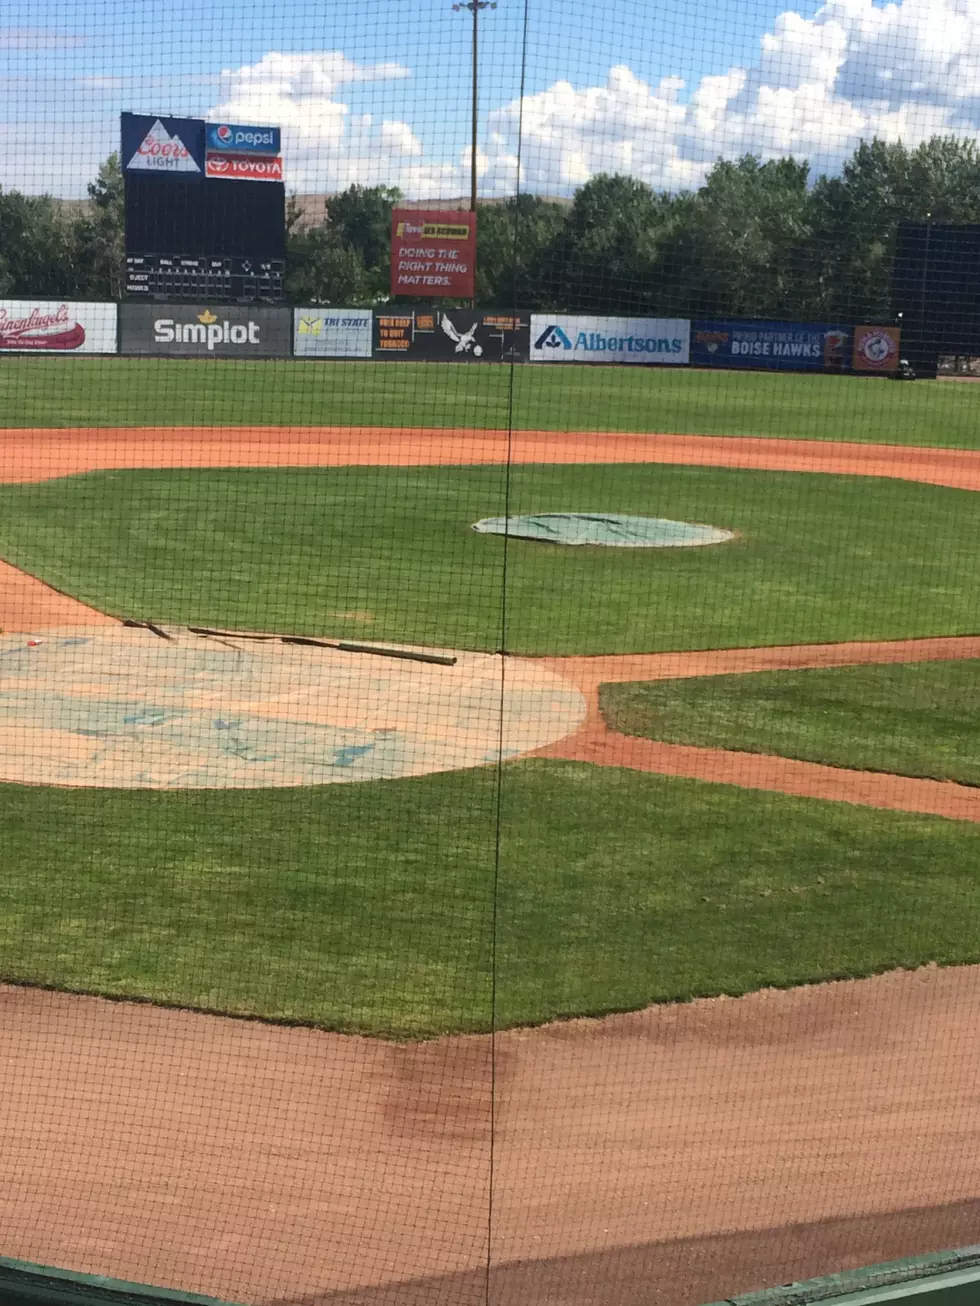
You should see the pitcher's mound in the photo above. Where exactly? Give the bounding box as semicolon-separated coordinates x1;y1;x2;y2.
0;627;585;789
472;513;734;547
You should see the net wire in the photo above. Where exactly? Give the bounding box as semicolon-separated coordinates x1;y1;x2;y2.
1;0;980;1302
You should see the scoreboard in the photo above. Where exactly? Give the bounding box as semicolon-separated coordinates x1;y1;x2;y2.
893;222;980;361
124;255;285;301
122;113;286;304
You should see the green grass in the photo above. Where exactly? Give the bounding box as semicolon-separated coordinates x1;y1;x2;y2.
2;761;979;1037
601;661;980;786
0;356;977;447
0;464;978;654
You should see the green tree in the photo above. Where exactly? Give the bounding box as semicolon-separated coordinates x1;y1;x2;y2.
668;155;812;317
325;184;401;290
285;185;401;303
0;189;78;296
808;137;980;319
285;224;374;304
474;194;567;307
72;153;125;299
543;173;674;312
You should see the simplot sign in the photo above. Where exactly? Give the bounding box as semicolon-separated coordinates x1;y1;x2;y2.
154;312;262;349
119;303;290;357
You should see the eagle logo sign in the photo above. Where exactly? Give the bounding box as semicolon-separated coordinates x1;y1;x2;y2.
441;315;482;356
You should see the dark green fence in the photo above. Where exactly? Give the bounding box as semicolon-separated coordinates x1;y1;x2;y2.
4;1246;980;1306
704;1244;980;1305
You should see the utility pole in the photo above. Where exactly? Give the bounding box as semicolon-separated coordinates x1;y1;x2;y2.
453;0;496;212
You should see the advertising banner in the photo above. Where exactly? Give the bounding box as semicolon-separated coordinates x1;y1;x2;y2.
390;210;476;299
205;152;283;182
206;123;281;155
121;113;205;177
529;315;690;364
294;309;373;358
0;301;117;353
120;303;290;357
374;309;529;361
690;320;851;370
852;324;901;372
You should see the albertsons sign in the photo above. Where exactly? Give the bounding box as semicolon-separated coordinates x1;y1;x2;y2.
530;315;690;364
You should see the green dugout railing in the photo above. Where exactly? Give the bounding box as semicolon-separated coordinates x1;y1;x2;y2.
2;1246;980;1306
703;1244;980;1305
0;1261;239;1306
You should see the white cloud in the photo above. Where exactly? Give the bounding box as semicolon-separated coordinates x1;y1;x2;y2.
216;50;409;101
485;67;696;193
480;0;980;193
208;0;980;202
379;120;424;157
206;51;456;193
9;0;980;199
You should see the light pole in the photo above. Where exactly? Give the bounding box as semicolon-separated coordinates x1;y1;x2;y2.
452;0;496;212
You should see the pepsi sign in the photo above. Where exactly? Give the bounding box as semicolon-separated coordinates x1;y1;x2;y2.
206;123;280;155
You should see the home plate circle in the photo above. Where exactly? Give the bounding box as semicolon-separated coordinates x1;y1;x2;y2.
0;628;586;789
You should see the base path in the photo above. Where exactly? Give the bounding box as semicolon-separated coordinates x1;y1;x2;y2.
536;635;980;822
0;562;114;631
2;965;980;1305
3;425;980;489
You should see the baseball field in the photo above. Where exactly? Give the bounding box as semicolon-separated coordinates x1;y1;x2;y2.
1;356;980;1304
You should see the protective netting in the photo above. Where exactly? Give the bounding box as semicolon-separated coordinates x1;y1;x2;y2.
2;0;980;1303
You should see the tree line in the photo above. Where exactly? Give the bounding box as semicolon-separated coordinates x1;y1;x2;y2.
3;136;980;322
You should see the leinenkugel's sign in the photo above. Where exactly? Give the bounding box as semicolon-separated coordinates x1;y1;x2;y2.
390;209;476;298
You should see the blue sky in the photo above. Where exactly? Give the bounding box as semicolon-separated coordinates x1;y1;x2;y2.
2;0;978;197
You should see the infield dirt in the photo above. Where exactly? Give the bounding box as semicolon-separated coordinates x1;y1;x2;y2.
3;426;980;816
2;426;979;1303
2;964;980;1304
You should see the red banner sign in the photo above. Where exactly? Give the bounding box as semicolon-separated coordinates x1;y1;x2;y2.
390;208;476;298
205;152;283;182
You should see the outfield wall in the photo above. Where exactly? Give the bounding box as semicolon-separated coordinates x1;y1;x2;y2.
0;299;902;373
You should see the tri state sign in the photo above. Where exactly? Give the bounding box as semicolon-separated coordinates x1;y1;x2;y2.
390;209;476;299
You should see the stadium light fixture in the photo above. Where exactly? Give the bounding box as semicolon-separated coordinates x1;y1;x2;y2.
452;0;497;212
